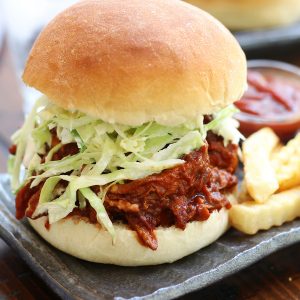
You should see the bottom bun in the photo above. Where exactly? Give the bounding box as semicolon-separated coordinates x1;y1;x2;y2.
29;208;229;266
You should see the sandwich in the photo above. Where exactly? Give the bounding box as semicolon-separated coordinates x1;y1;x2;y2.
185;0;300;30
9;0;246;266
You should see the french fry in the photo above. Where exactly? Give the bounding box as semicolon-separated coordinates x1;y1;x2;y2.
243;127;279;203
272;133;300;191
229;187;300;234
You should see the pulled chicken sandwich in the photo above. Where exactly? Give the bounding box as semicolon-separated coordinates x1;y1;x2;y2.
9;0;247;266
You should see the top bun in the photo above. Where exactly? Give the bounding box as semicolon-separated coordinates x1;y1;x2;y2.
185;0;300;30
23;0;246;126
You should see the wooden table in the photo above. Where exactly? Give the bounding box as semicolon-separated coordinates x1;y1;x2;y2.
1;39;300;300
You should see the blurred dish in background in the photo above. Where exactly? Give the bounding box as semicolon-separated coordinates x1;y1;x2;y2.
235;60;300;141
234;23;300;53
185;0;300;30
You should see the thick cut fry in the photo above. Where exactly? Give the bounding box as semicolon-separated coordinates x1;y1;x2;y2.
229;187;300;234
243;127;279;203
272;133;300;191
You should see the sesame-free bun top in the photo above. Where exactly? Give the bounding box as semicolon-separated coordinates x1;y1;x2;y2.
23;0;247;126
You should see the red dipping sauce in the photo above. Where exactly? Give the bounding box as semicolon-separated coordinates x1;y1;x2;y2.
235;60;300;140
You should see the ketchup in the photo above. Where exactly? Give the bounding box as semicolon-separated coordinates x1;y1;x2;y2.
235;68;300;140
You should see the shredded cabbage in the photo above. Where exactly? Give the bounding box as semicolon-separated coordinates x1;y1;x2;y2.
207;105;244;146
11;97;48;192
32;122;51;153
80;187;115;242
7;155;15;176
45;143;62;163
10;96;242;239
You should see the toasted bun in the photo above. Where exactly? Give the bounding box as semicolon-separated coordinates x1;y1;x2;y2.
29;208;228;266
185;0;300;30
22;0;246;126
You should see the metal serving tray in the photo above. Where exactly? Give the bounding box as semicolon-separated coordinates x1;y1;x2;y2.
1;174;300;300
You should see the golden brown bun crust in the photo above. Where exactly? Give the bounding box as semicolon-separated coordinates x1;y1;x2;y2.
28;209;228;266
23;0;246;126
186;0;300;30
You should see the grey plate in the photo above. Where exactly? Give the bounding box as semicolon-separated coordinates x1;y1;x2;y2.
234;22;300;52
1;173;300;300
